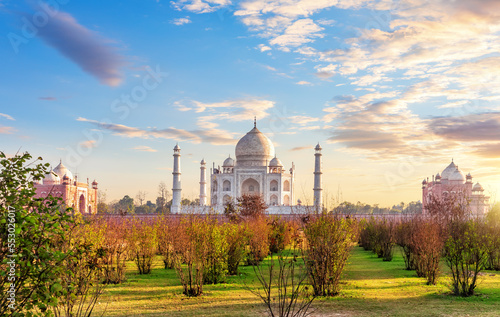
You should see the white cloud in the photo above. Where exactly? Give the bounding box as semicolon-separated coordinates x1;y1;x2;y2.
257;44;272;52
172;0;231;13
171;17;192;25
0;113;14;121
79;140;97;149
296;80;312;85
132;146;157;152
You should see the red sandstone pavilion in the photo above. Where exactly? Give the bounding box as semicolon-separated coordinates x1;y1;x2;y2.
34;160;98;214
422;160;489;216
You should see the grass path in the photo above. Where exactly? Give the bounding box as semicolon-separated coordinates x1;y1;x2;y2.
92;246;500;316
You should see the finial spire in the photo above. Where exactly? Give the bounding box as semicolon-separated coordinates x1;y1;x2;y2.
254;116;256;128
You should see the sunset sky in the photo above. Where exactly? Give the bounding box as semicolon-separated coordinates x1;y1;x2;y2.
1;0;499;207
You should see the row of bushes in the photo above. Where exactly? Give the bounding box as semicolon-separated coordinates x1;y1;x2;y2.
358;214;500;296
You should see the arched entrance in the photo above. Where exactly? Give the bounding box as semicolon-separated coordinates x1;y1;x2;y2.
79;194;86;214
242;178;260;195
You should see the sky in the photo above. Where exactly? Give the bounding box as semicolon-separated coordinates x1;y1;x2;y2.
1;0;499;207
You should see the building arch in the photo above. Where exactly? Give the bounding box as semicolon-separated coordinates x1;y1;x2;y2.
79;194;86;214
270;180;278;192
242;178;260;195
283;195;290;206
212;180;218;192
223;180;231;192
270;194;278;205
283;180;290;191
212;195;218;206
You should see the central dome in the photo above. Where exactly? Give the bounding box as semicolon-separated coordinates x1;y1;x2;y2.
235;126;275;167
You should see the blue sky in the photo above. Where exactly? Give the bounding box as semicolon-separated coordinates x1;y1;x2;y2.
1;0;499;207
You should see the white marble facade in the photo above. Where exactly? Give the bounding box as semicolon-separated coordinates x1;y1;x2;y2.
210;121;295;207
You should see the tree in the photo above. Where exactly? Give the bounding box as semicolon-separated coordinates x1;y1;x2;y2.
117;195;135;214
238;194;267;218
136;191;146;206
157;182;169;214
0;152;76;316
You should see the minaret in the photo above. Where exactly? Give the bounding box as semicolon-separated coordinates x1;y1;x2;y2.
172;144;182;213
199;159;207;206
313;143;323;212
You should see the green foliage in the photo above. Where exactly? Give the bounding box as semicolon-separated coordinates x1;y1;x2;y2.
303;215;356;296
203;219;229;284
0;152;77;316
224;222;248;275
268;217;292;254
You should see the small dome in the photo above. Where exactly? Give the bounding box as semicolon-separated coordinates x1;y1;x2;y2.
53;161;73;180
441;160;458;179
473;182;484;191
435;172;441;179
269;156;283;167
200;158;206;165
174;144;180;150
466;172;472;178
223;156;235;167
315;143;322;151
44;168;60;185
422;179;427;184
449;168;465;182
92;179;98;185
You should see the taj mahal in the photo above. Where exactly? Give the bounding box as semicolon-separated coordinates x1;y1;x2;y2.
170;119;323;214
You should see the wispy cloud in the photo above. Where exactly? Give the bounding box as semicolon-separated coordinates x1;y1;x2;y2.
0;113;15;121
171;16;192;25
76;117;236;145
39;96;57;101
171;0;231;13
289;146;311;152
132;145;157;152
0;126;16;134
79;140;97;149
29;4;125;86
296;80;312;85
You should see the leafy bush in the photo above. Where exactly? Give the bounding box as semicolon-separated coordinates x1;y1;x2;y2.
225;222;248;275
245;216;270;265
268;217;293;254
203;217;229;284
303;215;356;296
157;217;176;269
0;152;78;316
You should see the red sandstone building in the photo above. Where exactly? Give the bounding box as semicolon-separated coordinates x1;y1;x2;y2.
34;161;98;214
422;160;489;216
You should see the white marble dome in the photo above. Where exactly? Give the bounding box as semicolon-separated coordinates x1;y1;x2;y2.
44;168;60;185
441;161;458;180
473;182;484;191
223;156;235;167
269;156;283;167
235;126;275;166
449;168;465;182
54;161;73;180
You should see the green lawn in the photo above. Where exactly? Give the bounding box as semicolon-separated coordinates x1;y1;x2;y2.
92;247;500;316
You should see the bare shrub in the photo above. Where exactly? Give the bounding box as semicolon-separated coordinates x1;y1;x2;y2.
396;219;416;270
238;194;268;218
250;249;316;317
410;217;444;285
53;220;106;317
171;216;206;296
376;218;396;261
358;217;376;251
269;216;294;254
444;219;490;296
157;217;176;269
101;219;128;284
129;219;157;274
303;214;356;296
